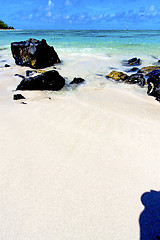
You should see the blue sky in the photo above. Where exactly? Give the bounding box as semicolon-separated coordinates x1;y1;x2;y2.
1;0;160;29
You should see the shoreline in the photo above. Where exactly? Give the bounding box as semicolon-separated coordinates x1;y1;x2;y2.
0;29;15;31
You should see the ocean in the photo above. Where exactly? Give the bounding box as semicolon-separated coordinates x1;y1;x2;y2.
1;30;160;55
0;30;160;95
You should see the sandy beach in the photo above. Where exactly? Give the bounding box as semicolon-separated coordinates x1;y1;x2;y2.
0;61;160;239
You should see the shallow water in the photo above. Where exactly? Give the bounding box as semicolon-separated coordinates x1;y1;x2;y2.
1;30;160;55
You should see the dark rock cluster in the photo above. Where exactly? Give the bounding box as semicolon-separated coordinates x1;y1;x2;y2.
107;71;145;87
15;71;85;93
11;43;160;104
107;58;160;102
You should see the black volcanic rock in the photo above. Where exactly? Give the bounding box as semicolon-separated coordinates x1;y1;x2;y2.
146;69;160;78
69;77;85;84
15;74;25;79
16;70;65;91
123;57;142;66
11;38;60;69
4;64;10;67
147;70;160;101
13;94;26;100
124;73;145;86
126;67;139;73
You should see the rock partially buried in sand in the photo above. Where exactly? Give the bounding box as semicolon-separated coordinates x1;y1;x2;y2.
15;74;25;79
69;77;85;84
13;94;26;100
126;67;139;73
4;64;10;67
106;70;128;81
11;38;61;69
16;70;65;91
107;71;145;87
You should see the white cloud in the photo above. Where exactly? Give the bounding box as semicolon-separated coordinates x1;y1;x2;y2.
48;0;52;6
48;0;54;8
65;15;70;19
98;14;103;19
149;5;155;12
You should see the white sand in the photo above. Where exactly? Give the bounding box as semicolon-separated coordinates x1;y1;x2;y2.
1;64;160;239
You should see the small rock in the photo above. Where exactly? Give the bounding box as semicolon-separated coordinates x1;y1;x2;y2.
21;102;27;104
26;70;34;77
13;94;26;100
126;67;139;73
15;74;25;79
4;64;10;67
109;67;117;70
96;74;104;77
128;57;142;66
124;73;145;86
69;77;85;84
123;57;142;66
106;70;128;81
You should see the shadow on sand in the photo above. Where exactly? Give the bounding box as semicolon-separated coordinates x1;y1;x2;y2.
139;190;160;240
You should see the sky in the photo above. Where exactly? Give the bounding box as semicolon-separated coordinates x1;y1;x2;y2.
1;0;160;30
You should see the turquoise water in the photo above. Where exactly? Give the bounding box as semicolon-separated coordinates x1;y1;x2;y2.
0;30;160;56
